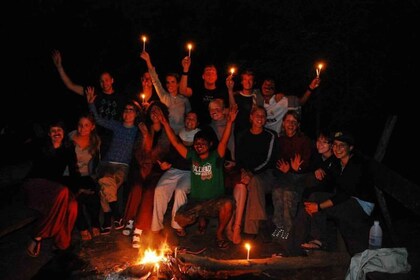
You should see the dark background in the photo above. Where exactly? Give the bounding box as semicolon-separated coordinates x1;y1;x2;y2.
2;0;419;186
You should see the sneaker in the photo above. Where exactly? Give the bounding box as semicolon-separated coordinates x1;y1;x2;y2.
114;218;124;230
100;226;111;235
271;226;284;239
122;220;134;236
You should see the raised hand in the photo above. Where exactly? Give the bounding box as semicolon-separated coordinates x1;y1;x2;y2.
227;104;238;123
51;49;62;68
157;160;172;171
85;86;96;104
276;159;290;173
290;153;303;172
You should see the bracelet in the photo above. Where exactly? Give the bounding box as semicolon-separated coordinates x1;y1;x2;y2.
317;202;322;211
182;71;189;75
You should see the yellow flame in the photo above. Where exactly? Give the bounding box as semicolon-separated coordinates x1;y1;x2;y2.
318;63;323;70
230;67;235;75
142;36;147;43
245;243;251;250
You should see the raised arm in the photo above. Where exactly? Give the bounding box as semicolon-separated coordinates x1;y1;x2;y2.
179;56;193;97
226;75;236;108
217;104;238;157
155;107;188;158
51;50;84;96
299;77;320;105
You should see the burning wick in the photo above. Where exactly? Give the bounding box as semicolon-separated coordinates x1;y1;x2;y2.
245;243;251;261
142;36;147;52
141;93;146;104
187;43;192;57
316;63;323;78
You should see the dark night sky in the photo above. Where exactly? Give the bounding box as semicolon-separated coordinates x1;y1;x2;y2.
2;0;419;184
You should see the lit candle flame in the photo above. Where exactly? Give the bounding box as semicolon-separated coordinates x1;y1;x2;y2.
141;93;146;103
245;243;251;261
230;67;235;76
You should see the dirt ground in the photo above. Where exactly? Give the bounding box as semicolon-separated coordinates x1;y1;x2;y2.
0;184;419;279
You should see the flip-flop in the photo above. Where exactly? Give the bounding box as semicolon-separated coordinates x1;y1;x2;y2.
216;239;230;249
27;237;41;257
175;228;187;237
301;240;323;250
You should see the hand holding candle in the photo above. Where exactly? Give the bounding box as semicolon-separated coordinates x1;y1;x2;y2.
245;243;251;261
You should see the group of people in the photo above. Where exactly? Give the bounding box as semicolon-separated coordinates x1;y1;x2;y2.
23;48;377;258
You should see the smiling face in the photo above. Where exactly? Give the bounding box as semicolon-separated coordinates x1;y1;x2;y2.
49;126;64;146
250;107;267;129
185;112;199;131
208;100;225;121
316;135;332;154
282;113;299;137
165;74;179;95
99;72;114;93
77;116;95;137
332;140;352;160
193;138;210;156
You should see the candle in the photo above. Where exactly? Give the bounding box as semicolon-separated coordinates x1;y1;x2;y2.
187;43;192;57
142;35;147;52
316;63;323;78
174;247;178;259
141;93;146;104
230;67;235;77
245;243;251;261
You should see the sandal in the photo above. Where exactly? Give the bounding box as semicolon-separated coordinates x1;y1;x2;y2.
216;239;230;249
27;237;41;257
301;240;324;250
175;228;187;237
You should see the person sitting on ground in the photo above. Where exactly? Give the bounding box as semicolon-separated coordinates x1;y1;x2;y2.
122;101;171;249
302;131;377;256
235;106;279;238
155;104;238;249
87;88;140;234
150;111;200;236
67;113;102;241
23;120;79;257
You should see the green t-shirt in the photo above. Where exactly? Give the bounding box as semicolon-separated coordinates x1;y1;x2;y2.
187;149;224;201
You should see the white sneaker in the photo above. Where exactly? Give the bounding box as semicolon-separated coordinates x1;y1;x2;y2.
132;228;142;249
132;234;141;249
122;220;134;236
